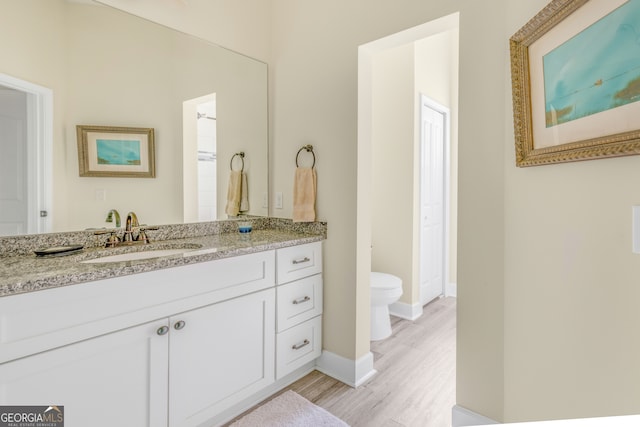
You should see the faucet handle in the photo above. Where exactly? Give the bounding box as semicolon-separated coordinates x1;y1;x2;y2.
136;226;158;244
94;229;121;247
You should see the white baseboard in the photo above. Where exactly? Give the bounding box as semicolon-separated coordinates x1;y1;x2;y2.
446;282;457;297
389;301;423;320
315;350;377;388
452;405;498;427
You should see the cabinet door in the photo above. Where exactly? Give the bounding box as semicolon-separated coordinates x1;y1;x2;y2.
169;288;275;427
0;320;169;427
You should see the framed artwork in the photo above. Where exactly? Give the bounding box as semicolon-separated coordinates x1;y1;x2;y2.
510;0;640;166
77;125;155;177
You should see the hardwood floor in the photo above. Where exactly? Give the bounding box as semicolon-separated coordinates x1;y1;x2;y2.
229;296;456;427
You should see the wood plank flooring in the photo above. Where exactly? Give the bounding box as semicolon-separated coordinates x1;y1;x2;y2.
227;296;456;427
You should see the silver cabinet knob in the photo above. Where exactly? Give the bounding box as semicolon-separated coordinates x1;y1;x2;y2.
174;320;186;330
157;326;169;336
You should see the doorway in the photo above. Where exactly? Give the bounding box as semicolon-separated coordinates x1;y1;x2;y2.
420;95;450;306
0;74;52;236
361;13;459;322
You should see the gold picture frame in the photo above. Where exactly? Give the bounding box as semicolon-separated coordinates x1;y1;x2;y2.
77;125;155;177
510;0;640;167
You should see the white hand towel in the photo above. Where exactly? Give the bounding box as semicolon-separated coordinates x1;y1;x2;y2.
225;170;242;217
240;172;249;212
293;167;316;222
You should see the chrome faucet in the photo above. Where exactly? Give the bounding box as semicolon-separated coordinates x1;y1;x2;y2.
122;211;139;242
105;209;121;228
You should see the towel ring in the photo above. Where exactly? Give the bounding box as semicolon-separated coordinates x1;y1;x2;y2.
230;152;245;172
296;144;315;168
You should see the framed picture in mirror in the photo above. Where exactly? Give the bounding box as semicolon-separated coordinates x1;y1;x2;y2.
77;125;155;177
510;0;640;167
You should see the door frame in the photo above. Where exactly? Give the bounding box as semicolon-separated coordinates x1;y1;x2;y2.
419;93;451;304
0;73;53;234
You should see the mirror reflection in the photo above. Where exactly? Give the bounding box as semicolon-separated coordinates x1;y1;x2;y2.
0;0;268;236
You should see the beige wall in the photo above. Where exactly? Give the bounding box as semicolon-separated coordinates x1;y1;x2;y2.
97;0;272;63
503;0;640;422
17;0;640;423
371;44;416;302
269;0;506;420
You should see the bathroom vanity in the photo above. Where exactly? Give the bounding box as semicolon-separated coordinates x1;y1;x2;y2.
0;220;325;426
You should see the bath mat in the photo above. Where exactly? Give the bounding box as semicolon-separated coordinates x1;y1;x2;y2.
230;390;349;427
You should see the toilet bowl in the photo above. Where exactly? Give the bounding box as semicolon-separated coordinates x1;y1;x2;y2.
370;272;403;341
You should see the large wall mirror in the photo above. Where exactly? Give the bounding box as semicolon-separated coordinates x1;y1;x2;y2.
0;0;268;236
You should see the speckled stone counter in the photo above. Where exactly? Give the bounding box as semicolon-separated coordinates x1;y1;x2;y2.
0;218;326;297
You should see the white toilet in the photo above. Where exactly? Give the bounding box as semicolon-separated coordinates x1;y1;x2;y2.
370;272;403;341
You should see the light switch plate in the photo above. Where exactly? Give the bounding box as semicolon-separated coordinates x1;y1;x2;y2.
275;192;283;209
633;206;640;253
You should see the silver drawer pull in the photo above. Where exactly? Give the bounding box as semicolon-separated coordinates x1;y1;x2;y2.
293;296;311;305
292;257;311;265
292;339;310;350
157;326;169;336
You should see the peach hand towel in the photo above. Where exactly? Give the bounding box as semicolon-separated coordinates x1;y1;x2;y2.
293;167;316;222
225;170;242;217
240;172;249;212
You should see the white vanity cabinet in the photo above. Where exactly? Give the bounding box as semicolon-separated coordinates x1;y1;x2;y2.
0;241;323;426
275;242;323;379
0;250;276;427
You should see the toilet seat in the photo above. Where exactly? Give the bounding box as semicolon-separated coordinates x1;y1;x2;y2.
371;272;402;290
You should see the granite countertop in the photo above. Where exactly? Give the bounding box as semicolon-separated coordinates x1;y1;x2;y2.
0;220;326;298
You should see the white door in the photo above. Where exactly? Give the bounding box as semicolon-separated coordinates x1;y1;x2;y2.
0;320;170;427
420;95;448;305
0;87;28;235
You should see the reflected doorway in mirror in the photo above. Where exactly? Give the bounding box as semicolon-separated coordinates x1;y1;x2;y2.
183;93;218;223
0;73;52;237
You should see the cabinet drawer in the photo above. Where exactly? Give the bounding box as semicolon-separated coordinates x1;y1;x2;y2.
276;242;322;285
276;316;321;379
276;274;322;332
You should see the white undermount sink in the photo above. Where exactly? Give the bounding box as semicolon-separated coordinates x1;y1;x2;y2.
82;248;196;264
